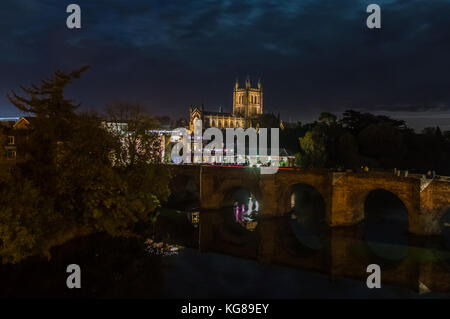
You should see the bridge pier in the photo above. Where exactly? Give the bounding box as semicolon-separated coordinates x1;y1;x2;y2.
418;179;450;235
259;175;281;217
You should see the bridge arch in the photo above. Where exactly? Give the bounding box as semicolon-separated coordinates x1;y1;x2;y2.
362;188;410;215
357;186;415;229
167;168;200;208
219;185;261;233
288;183;327;250
288;183;326;215
220;185;261;209
363;188;409;261
277;178;331;218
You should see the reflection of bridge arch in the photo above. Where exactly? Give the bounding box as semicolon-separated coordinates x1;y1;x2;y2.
441;210;450;250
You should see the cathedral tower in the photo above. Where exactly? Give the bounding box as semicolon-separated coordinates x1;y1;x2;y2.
232;76;263;119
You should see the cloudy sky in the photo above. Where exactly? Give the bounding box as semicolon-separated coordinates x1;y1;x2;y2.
1;0;450;131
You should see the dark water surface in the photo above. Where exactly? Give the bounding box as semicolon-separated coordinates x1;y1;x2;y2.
1;189;450;298
161;247;449;299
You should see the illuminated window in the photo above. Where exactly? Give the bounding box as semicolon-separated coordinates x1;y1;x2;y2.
191;212;200;226
7;136;14;145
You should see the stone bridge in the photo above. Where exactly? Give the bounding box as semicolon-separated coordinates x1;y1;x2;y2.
166;164;450;235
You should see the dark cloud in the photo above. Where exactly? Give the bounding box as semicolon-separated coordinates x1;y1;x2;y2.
1;0;450;130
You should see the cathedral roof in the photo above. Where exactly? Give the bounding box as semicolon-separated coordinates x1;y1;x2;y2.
203;111;233;117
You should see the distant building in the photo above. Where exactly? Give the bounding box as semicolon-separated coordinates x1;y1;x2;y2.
0;117;33;164
183;78;294;166
189;76;264;131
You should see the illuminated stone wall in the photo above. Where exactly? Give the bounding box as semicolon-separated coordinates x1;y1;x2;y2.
167;165;450;235
419;179;450;234
232;77;263;118
330;172;421;232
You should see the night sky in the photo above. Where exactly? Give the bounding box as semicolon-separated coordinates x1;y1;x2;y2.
1;0;450;131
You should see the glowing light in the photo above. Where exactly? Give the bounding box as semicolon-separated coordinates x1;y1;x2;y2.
191;211;200;225
233;195;260;230
247;197;253;216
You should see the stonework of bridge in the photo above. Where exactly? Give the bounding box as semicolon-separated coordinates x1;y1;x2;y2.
167;165;450;235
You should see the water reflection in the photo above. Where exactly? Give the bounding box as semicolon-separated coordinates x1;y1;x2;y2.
186;211;200;228
2;206;450;298
154;184;450;296
0;234;165;298
188;208;450;295
441;211;450;250
227;187;260;232
3;192;450;298
144;238;184;256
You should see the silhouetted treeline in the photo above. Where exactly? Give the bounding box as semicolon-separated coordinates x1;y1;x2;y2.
280;110;450;175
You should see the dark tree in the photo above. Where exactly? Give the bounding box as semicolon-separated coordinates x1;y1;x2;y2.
0;68;170;263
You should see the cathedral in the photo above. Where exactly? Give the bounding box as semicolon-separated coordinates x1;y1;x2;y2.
189;77;265;131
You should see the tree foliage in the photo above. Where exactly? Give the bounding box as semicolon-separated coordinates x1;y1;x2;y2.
105;101;163;167
0;68;170;263
283;110;450;174
298;128;327;168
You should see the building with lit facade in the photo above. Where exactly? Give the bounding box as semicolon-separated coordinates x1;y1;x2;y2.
189;77;264;131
